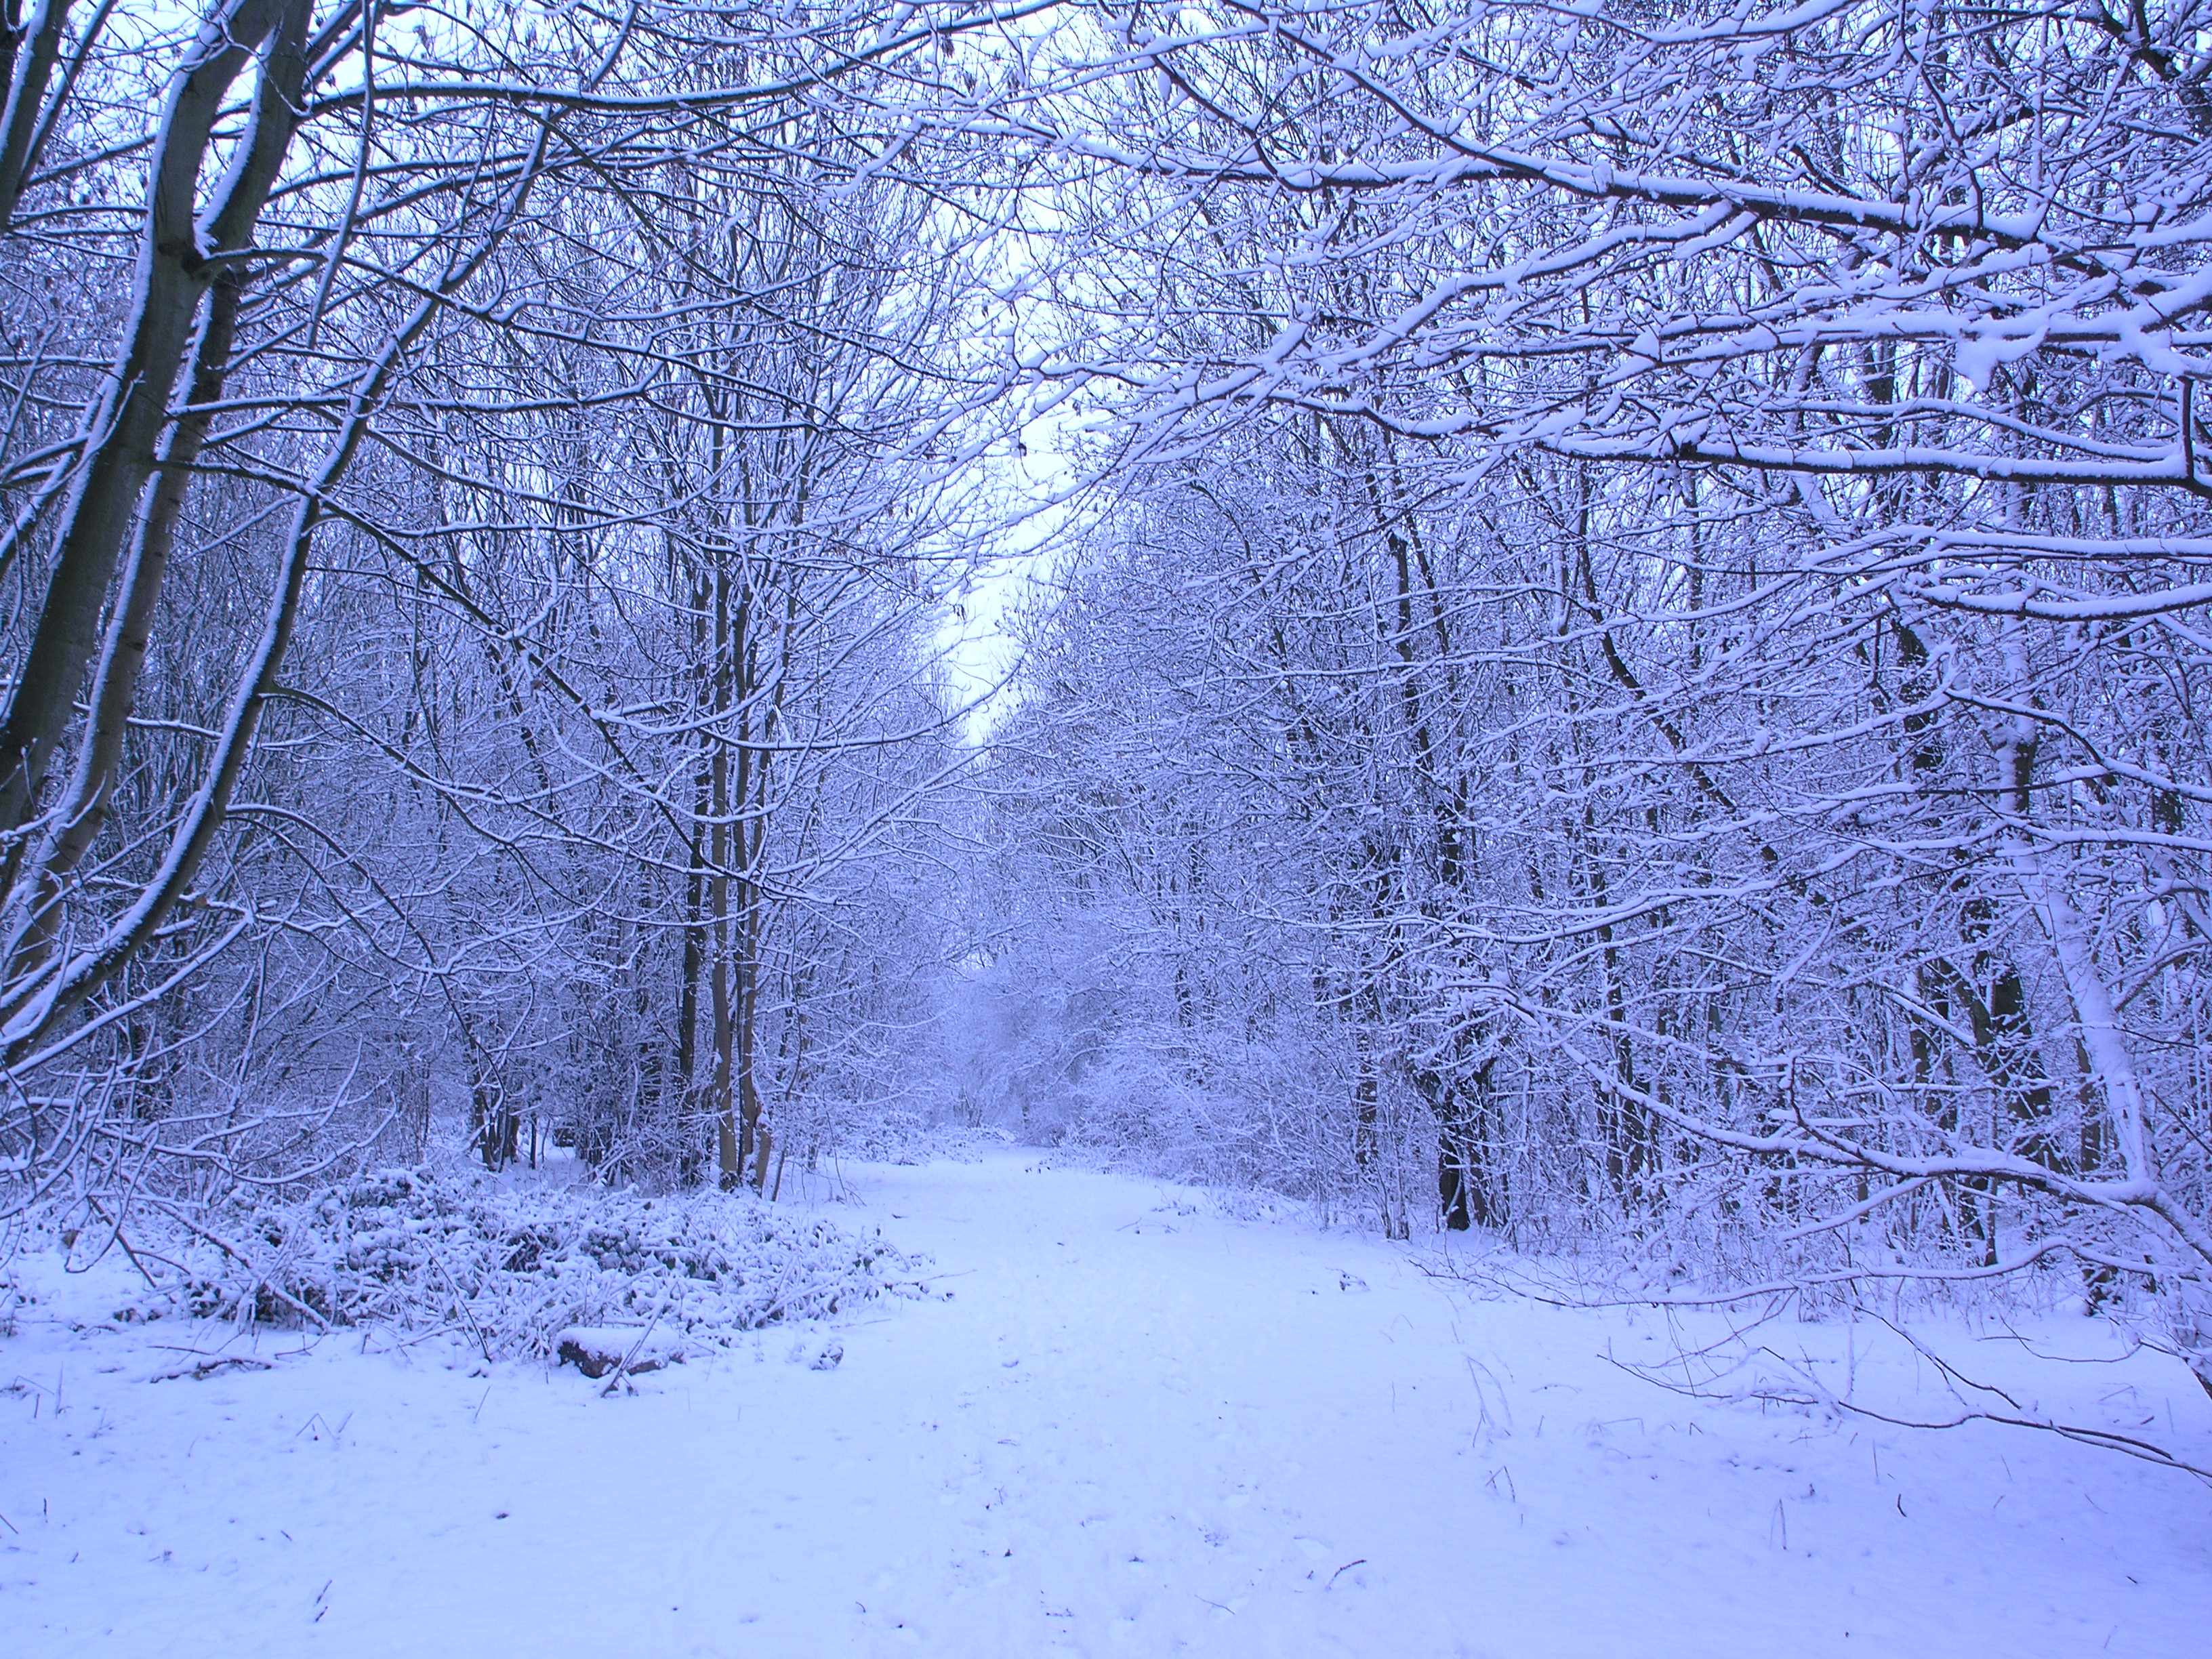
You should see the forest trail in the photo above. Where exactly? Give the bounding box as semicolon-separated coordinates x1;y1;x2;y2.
5;1149;2210;1658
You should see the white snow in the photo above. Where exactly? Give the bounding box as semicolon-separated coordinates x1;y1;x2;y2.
3;1149;2208;1656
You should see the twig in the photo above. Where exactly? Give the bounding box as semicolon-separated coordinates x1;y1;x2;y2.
1617;1322;2212;1486
600;1306;665;1398
426;1248;491;1364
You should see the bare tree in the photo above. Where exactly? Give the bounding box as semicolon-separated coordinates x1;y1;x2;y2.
973;0;2212;1389
0;0;1041;1215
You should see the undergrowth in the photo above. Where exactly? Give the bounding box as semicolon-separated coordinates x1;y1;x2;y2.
106;1168;928;1359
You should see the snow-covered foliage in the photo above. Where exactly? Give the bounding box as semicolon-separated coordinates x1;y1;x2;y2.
4;20;2212;1655
112;1170;925;1360
2;0;2209;1448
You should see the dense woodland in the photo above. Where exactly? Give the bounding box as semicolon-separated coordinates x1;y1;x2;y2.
2;0;2209;1397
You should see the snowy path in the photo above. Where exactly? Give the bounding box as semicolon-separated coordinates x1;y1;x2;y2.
4;1149;2209;1656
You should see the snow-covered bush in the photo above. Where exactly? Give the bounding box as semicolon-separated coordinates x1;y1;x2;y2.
117;1170;926;1359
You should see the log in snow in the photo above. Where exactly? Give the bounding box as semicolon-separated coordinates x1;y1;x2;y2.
554;1326;685;1380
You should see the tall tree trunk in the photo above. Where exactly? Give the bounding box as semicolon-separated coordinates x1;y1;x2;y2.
0;0;302;878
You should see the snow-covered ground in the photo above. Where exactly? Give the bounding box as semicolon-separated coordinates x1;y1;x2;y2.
3;1149;2207;1657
